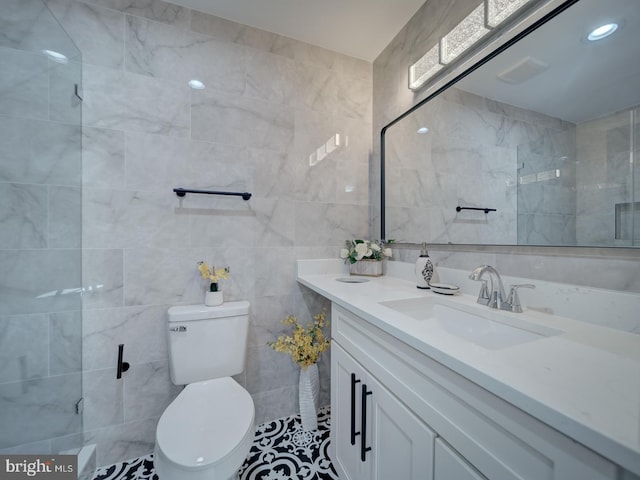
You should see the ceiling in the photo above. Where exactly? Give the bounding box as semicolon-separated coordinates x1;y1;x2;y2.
169;0;426;61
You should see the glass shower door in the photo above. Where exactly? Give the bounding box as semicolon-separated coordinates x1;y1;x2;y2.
610;107;639;246
0;0;83;453
632;107;639;245
516;128;577;246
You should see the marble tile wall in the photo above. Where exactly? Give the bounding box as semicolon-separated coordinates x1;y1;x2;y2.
373;0;640;298
0;0;81;60
0;0;83;454
40;0;371;467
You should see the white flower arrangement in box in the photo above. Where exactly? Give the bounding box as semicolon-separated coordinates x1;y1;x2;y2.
340;239;392;264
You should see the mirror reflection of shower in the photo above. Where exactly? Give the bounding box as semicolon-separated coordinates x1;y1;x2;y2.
516;103;640;247
614;108;638;245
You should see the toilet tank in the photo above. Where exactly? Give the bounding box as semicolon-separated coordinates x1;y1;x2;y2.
167;301;250;385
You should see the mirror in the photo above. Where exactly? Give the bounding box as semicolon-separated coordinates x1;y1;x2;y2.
382;0;640;247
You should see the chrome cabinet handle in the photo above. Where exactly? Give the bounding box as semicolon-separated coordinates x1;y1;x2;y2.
169;326;187;332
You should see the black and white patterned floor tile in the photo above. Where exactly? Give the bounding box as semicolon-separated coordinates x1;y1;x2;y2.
93;456;156;480
92;406;339;480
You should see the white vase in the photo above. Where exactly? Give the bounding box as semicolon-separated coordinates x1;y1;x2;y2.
205;290;223;306
349;259;383;276
299;363;320;431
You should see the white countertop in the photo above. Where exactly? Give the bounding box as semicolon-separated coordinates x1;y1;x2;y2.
297;259;640;475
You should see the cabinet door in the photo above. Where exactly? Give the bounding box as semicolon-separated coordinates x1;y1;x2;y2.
434;438;487;480
332;343;436;480
368;373;436;480
331;344;371;480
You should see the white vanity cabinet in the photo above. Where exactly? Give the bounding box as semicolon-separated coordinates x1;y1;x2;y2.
332;342;436;480
434;439;487;480
330;304;625;480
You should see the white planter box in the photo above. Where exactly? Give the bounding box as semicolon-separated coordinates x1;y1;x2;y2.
349;260;383;277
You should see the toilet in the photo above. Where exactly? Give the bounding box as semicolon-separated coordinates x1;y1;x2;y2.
154;301;255;480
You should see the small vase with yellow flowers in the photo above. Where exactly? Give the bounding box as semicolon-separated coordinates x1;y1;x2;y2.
197;261;230;306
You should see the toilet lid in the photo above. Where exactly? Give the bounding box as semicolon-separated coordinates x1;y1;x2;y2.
156;377;255;470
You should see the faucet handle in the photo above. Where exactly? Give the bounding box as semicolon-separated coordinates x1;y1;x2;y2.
505;284;535;313
476;280;491;305
476;279;490;305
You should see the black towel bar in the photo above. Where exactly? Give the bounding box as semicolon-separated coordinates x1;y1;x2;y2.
173;188;251;200
456;206;496;214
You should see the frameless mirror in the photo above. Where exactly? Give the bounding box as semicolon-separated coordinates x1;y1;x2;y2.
382;0;640;247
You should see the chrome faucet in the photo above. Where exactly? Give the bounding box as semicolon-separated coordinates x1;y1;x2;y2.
469;265;506;309
469;265;535;312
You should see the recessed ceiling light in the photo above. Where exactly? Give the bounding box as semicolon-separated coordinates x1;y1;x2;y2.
417;127;429;134
587;23;618;41
42;49;68;63
188;79;205;90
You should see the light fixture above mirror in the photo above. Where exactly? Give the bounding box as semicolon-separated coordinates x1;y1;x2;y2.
408;44;442;90
408;0;535;91
486;0;534;27
440;4;490;65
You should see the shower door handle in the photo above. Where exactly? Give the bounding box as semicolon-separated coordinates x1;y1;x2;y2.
74;83;83;101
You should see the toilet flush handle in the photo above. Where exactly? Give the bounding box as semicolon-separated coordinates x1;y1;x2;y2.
169;326;187;332
117;344;130;379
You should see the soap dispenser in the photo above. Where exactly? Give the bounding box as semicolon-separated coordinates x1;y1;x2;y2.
415;243;434;289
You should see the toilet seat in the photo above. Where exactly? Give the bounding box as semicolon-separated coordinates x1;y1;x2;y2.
155;377;255;478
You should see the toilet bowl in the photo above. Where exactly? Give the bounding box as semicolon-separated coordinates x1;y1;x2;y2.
154;301;254;480
154;377;254;480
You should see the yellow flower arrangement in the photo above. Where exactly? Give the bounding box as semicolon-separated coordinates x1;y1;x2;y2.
268;311;331;369
197;261;230;292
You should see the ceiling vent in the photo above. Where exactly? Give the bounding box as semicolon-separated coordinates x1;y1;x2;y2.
497;56;548;84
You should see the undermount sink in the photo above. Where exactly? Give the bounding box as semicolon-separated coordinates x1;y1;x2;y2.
432;304;556;349
380;297;561;350
336;277;370;283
